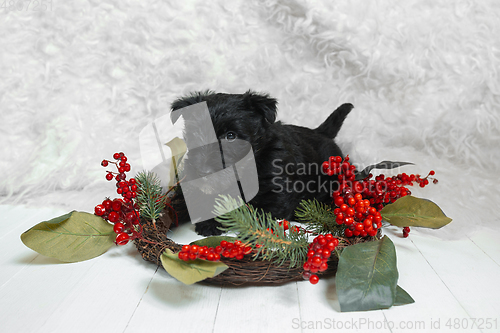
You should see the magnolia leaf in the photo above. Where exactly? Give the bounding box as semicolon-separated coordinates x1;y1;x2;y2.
381;196;452;229
355;161;414;180
394;285;415;306
336;236;398;312
190;236;236;247
20;211;115;263
161;248;228;285
166;137;187;187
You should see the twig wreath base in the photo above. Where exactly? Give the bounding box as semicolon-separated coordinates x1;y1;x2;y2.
134;200;378;286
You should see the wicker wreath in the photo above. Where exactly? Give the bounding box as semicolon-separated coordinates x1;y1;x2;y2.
133;193;377;286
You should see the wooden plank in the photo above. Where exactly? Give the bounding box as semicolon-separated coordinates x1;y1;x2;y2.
0;243;156;333
468;228;500;267
403;227;500;322
383;228;480;333
123;268;222;332
0;206;68;287
213;284;301;333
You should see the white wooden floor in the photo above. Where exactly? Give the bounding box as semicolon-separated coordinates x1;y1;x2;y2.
1;204;500;333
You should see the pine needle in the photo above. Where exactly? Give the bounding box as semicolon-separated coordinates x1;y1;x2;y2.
213;195;309;268
135;171;165;223
295;199;345;236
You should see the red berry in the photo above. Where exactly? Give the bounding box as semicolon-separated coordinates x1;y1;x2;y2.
190;245;199;254
344;228;353;237
94;205;106;216
125;212;136;222
309;274;319;284
325;242;336;251
355;223;364;232
113;222;125;233
102;199;112;211
182;245;190;252
111;200;122;212
311;257;322;267
105;173;114;181
101;160;109;167
115;233;129;245
108;211;119;223
113;153;121;160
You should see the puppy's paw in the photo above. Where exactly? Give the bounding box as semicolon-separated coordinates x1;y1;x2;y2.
194;219;224;236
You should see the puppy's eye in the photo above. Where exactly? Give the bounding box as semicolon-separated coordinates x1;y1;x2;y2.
225;131;237;142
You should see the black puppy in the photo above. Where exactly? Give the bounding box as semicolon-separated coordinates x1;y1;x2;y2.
171;90;352;236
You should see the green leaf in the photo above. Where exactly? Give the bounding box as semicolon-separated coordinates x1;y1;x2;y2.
160;248;229;285
190;236;236;247
20;211;116;263
381;196;452;229
355;161;414;180
336;236;399;312
165;137;187;187
394;285;415;306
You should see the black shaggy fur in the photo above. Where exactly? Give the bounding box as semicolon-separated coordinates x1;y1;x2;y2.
171;91;352;236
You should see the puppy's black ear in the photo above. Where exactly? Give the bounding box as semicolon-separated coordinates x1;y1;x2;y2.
170;90;214;124
244;91;278;124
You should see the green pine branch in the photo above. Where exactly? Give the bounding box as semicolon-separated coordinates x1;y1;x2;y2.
135;171;165;222
213;195;309;268
295;199;345;236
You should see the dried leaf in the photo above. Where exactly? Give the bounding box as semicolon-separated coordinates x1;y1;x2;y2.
381;196;452;229
336;236;399;312
165;137;187;187
20;211;115;262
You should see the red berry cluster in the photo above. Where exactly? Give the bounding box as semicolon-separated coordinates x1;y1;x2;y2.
302;234;339;284
333;192;382;238
101;152;138;203
323;155;437;238
95;152;142;246
367;171;436;211
178;240;253;262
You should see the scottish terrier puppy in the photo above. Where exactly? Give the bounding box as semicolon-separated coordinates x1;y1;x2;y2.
171;91;352;236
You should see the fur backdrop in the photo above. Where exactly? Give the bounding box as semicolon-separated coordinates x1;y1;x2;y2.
1;0;499;238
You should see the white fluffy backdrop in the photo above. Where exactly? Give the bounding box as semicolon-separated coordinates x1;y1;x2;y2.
1;0;499;239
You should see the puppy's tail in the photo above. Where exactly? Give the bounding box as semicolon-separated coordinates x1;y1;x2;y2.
314;103;353;138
